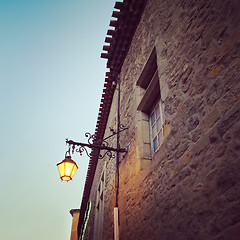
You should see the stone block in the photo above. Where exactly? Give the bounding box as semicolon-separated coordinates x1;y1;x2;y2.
215;143;227;158
136;119;150;143
203;108;220;132
193;183;203;192
206;79;224;106
187;114;200;131
217;31;240;63
192;134;210;156
217;157;240;193
135;154;151;174
177;166;193;182
217;102;240;137
191;129;202;142
159;74;169;101
210;65;224;78
175;142;189;159
180;151;192;166
223;184;240;202
163;123;171;139
209;129;219;143
219;87;240;115
180;65;193;93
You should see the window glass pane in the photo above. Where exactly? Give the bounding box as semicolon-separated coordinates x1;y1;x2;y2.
150;99;165;154
150;113;155;126
155;104;160;118
152;124;157;137
156;118;162;131
153;137;158;152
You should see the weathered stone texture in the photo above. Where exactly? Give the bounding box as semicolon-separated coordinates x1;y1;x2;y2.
85;0;240;239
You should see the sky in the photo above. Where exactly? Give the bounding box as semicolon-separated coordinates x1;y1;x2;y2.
0;0;116;239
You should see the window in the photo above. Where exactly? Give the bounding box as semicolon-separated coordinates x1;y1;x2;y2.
135;48;166;169
150;99;164;152
94;172;105;240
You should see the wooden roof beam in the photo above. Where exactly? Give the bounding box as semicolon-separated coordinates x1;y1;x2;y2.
101;53;109;59
103;45;111;52
114;2;124;10
110;20;118;27
112;11;121;19
107;29;116;36
105;37;112;43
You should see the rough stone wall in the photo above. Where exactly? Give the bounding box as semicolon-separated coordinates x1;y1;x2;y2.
85;0;240;239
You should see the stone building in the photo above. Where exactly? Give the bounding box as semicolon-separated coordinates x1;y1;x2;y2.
77;0;240;239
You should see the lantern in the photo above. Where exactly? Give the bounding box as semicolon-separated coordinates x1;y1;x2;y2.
57;155;78;182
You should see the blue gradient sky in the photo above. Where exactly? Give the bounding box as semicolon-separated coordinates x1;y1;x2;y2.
0;0;115;239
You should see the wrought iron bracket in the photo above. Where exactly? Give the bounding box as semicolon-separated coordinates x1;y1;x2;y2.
66;130;127;160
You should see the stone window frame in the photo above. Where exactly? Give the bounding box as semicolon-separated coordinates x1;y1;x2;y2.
135;47;166;170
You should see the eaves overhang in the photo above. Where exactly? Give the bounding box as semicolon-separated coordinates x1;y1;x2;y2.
77;0;147;237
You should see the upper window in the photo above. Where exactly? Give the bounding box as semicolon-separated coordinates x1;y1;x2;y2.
136;48;165;157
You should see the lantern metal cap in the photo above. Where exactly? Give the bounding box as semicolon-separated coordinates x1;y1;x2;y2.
57;156;78;166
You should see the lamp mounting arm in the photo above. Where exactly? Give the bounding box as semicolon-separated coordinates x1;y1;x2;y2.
66;130;127;160
66;139;127;153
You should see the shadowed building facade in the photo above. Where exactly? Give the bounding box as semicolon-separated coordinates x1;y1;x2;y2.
77;0;240;239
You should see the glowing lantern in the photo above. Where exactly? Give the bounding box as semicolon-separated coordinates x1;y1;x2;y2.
57;155;78;182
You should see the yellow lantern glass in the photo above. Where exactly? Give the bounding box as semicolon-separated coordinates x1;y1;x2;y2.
57;156;78;182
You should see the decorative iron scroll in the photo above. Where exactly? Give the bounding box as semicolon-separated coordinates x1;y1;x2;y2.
65;127;128;160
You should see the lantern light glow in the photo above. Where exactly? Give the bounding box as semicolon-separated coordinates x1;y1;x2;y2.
57;155;78;182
